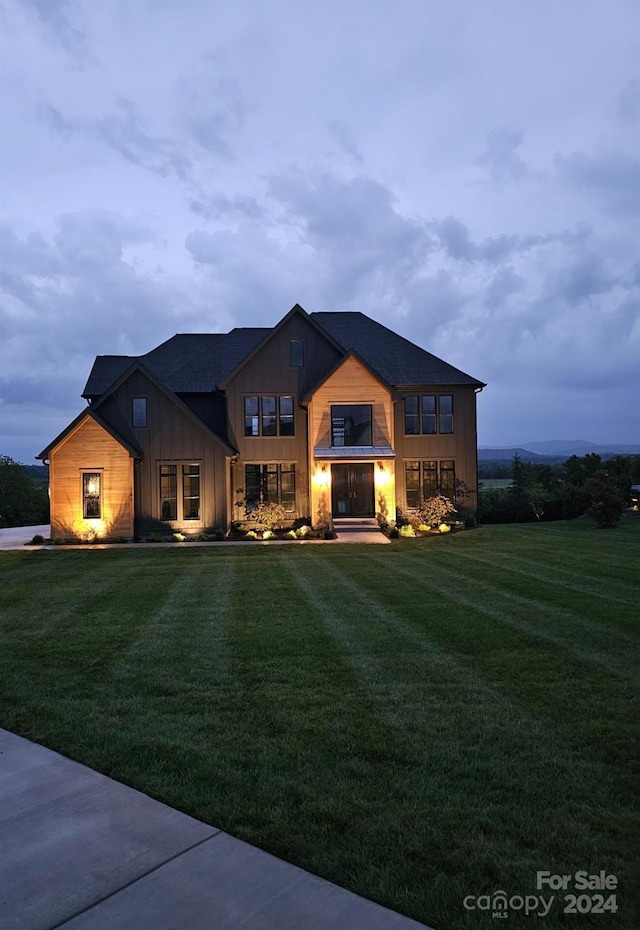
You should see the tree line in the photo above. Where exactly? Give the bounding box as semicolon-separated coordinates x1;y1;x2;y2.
479;453;639;528
0;456;50;527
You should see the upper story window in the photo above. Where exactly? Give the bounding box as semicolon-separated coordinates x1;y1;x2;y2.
244;396;295;437
82;472;101;519
331;404;372;447
131;397;147;428
404;395;453;434
290;339;304;367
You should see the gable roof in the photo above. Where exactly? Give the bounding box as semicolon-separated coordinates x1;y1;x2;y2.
217;304;344;389
81;306;485;401
37;408;142;461
91;360;238;455
311;312;485;387
301;349;401;404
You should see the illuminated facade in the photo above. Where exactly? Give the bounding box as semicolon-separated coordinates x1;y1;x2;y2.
38;305;485;538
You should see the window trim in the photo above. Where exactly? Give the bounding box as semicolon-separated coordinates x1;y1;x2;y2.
290;339;304;367
244;395;296;437
404;459;456;508
159;462;202;523
131;397;148;429
82;471;102;520
403;394;454;435
245;463;296;513
330;404;373;447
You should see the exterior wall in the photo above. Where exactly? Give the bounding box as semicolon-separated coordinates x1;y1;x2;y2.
308;356;396;524
394;385;479;516
99;371;228;533
49;417;133;539
225;314;341;523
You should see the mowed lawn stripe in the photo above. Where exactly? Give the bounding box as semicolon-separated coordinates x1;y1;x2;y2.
366;548;636;682
343;548;635;767
445;545;638;611
221;547;411;903
285;548;633;925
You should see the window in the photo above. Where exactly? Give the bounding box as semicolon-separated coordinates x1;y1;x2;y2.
245;464;296;512
82;472;101;519
244;396;295;437
405;460;456;507
331;405;372;446
290;339;304;367
160;463;200;521
404;395;454;434
131;397;147;428
160;465;177;520
182;465;200;520
440;460;455;497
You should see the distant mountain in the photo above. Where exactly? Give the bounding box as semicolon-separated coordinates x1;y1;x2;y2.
478;447;547;462
478;441;640;463
520;440;640;457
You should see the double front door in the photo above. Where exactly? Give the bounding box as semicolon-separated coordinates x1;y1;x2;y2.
331;463;374;517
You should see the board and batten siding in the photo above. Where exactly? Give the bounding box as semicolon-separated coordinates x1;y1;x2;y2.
224;314;339;521
99;370;228;531
393;385;479;515
49;417;134;539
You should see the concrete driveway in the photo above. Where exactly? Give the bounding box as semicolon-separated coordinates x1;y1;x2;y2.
0;525;49;550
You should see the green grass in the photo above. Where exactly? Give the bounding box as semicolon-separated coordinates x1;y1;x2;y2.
1;518;638;929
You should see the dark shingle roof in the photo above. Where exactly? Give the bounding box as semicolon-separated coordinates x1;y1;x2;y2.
82;311;483;398
83;328;269;396
311;312;484;387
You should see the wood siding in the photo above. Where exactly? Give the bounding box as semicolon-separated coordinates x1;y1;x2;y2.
49;417;133;539
99;371;228;532
394;385;479;515
307;355;396;524
225;314;340;522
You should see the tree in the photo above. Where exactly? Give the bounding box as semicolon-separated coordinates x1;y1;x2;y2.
586;470;624;528
0;456;49;527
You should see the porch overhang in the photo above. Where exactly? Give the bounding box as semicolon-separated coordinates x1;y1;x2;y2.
313;445;395;459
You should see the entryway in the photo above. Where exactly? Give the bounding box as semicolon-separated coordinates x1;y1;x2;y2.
331;463;375;517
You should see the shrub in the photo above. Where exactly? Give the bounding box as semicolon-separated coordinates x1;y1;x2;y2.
172;532;186;542
323;528;335;539
419;495;457;526
262;530;275;540
245;530;258;539
388;526;399;539
209;528;225;540
399;524;415;537
296;525;312;538
418;524;431;533
439;523;451;534
148;533;164;543
248;501;288;531
27;533;45;545
286;529;297;539
464;515;477;530
114;535;128;544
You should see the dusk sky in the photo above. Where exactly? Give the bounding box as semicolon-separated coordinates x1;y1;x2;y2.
1;0;639;464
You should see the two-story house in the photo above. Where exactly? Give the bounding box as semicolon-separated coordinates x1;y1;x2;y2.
38;304;485;539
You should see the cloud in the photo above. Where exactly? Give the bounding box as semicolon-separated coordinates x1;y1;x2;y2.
19;0;88;59
555;149;640;214
476;127;529;183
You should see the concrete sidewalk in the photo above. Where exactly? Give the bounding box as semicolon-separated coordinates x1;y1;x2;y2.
0;729;430;930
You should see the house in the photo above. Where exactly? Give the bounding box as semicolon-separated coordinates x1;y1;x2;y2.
37;304;485;539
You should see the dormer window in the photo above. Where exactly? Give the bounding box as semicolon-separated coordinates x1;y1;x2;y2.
290;339;304;367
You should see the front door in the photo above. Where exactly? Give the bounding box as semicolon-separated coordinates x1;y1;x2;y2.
331;464;374;517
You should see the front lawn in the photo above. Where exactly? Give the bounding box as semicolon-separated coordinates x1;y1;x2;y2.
1;519;638;928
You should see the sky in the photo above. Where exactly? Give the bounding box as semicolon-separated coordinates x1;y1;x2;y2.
1;0;639;464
